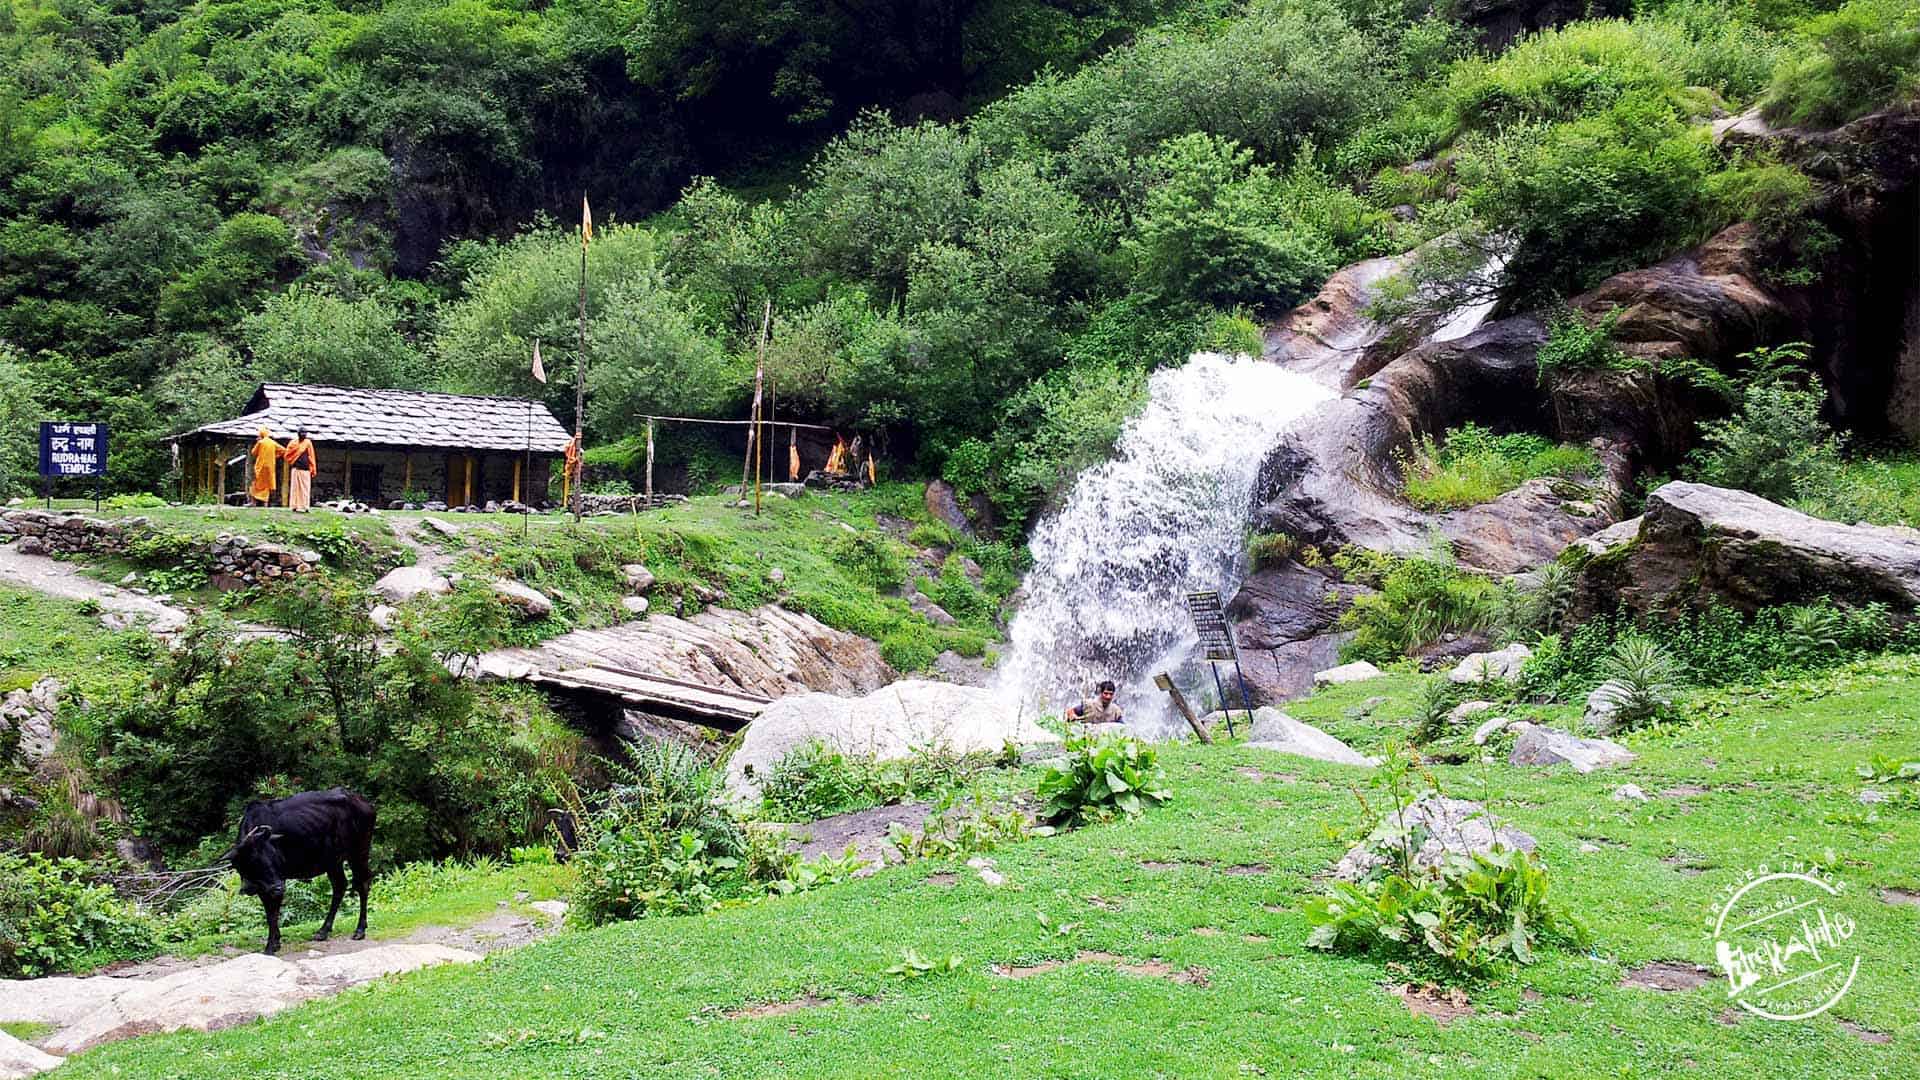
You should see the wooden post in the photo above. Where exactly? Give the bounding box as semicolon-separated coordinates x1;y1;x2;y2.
466;455;475;508
644;419;655;505
343;450;353;502
1154;673;1213;744
216;443;227;505
403;453;412;497
513;456;522;503
279;452;288;508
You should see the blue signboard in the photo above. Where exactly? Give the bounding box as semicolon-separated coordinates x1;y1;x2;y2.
39;422;109;478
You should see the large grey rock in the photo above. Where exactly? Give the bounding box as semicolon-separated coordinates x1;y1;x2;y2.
1313;660;1383;686
1438;476;1615;575
490;580;553;618
1332;796;1537;883
923;480;975;539
620;595;650;617
726;680;1059;805
1228;561;1371;650
0;678;60;768
1236;707;1375;767
1471;713;1516;745
1508;722;1637;773
1448;700;1496;724
24;945;480;1056
620;564;655;593
373;564;450;603
1447;643;1531;684
0;1030;61;1079
1572;482;1920;620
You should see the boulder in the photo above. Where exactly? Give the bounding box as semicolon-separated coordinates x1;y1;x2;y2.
369;604;398;631
1448;700;1496;724
1508;722;1636;773
1234;707;1375;767
491;580;553;618
1570;482;1920;620
923;480;975;539
1447;643;1532;684
1438;476;1616;574
1332;796;1537;883
0;1029;61;1079
909;593;956;626
1471;714;1515;745
725;680;1059;804
0;678;60;769
1611;783;1649;802
1313;660;1384;686
620;595;650;617
373;565;450;603
621;564;656;593
13;536;47;557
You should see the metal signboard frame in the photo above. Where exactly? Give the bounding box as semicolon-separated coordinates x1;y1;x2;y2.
1185;590;1255;736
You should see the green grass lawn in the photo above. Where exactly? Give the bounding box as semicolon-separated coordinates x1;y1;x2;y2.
0;584;160;696
51;660;1920;1077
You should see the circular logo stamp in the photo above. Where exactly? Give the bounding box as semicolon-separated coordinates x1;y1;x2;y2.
1708;862;1862;1021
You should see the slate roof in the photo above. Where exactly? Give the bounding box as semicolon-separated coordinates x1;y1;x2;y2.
183;384;573;453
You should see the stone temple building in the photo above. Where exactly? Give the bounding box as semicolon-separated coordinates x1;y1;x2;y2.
173;383;572;507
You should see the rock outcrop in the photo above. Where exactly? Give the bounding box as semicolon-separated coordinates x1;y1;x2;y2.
0;512;328;589
473;604;895;701
1570;482;1920;620
0;677;60;771
725;680;1060;804
0;944;479;1066
373;564;451;602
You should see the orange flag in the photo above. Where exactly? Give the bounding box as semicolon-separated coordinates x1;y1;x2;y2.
581;195;593;248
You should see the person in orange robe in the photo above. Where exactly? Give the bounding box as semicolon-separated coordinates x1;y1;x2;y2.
282;428;317;513
248;427;281;507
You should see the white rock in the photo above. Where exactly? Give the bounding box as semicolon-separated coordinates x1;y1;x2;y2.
34;945;479;1056
373;565;450;603
966;857;1005;887
1313;661;1384;686
491;580;553;618
530;900;569;922
1471;715;1515;746
1579;842;1602;854
0;972;122;1026
1448;701;1496;724
767;567;785;584
620;564;655;592
1858;789;1888;805
1447;643;1532;684
1611;783;1649;802
0;1029;61;1079
369;604;398;631
1232;707;1375;768
620;595;650;617
726;681;1060;804
1508;722;1637;774
1332;796;1535;882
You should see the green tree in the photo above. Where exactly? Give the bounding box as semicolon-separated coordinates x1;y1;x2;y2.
243;286;423;388
0;343;40;499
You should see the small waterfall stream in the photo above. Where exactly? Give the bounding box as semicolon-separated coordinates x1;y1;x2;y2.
996;353;1335;734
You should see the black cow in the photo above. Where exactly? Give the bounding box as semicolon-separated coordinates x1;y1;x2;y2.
225;787;375;955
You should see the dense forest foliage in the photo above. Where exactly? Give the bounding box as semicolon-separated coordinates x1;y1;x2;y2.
2;0;1916;527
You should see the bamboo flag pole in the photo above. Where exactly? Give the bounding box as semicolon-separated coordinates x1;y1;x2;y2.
644;418;655;505
574;194;592;525
742;301;770;511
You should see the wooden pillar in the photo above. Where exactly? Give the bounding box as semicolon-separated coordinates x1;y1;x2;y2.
513;457;522;503
403;454;413;497
465;455;475;507
279;452;288;508
343;450;353;502
216;443;227;505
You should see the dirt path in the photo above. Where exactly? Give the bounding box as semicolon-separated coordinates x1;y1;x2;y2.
0;541;190;634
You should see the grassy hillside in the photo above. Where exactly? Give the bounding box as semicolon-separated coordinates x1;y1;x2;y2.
52;659;1920;1077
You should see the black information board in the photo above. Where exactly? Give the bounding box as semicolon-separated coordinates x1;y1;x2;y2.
39;422;109;478
1184;591;1236;661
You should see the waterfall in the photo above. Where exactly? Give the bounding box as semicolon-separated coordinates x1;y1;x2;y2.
996;353;1335;735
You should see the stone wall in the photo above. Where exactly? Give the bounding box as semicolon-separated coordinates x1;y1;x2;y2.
0;509;323;588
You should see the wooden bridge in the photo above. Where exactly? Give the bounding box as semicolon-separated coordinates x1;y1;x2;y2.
521;663;771;731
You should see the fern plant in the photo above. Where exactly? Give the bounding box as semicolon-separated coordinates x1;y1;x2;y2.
1587;634;1681;731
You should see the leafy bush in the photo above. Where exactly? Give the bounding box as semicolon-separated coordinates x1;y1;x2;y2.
1301;748;1584;974
1247;531;1297;568
880;630;939;673
1400;423;1598;510
0;853;156;977
1411;676;1465;745
1335;541;1498;663
1687;373;1844;502
1764;0;1920;127
828;531;907;591
1036;734;1171;826
888;787;1036;861
1535;308;1633;383
760;740;885;821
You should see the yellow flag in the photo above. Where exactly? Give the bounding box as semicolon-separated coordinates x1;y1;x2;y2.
581;195;593;248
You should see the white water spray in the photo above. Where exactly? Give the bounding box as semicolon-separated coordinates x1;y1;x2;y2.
996;353;1335;735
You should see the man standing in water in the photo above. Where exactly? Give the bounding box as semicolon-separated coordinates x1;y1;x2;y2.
1066;680;1125;729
